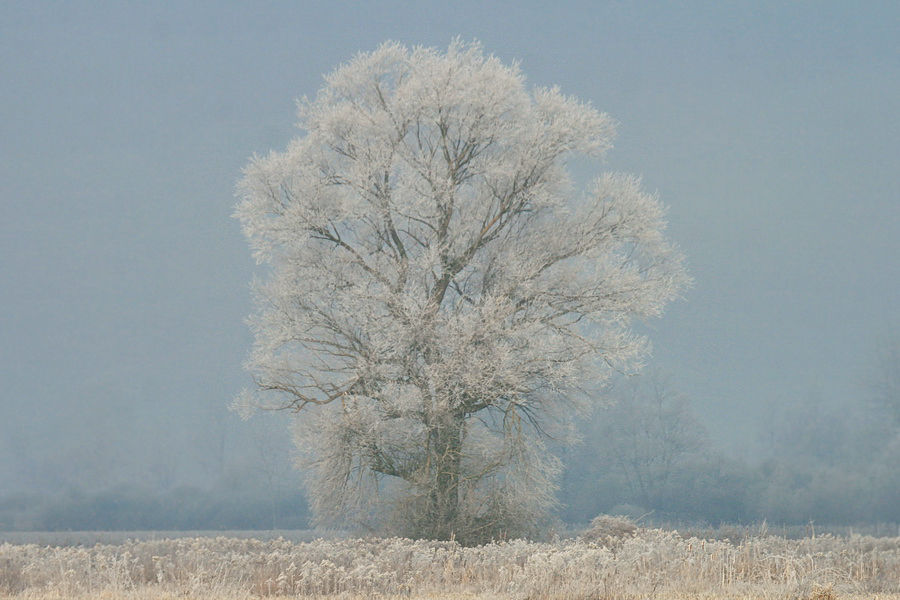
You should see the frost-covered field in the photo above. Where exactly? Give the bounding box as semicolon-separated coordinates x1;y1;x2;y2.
0;530;346;548
2;527;899;599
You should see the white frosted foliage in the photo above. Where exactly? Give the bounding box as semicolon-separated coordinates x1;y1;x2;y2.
234;40;689;542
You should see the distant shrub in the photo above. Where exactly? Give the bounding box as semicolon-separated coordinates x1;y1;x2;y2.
582;514;639;548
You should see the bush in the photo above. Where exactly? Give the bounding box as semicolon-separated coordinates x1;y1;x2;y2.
582;514;639;548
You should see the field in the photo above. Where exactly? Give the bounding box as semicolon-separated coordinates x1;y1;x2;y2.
2;526;900;599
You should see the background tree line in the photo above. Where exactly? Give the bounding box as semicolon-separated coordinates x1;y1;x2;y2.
3;333;897;532
561;336;900;527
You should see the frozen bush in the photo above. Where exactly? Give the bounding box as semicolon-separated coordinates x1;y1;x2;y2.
582;514;639;548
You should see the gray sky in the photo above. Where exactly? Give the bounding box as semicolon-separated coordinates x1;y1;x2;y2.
2;1;899;489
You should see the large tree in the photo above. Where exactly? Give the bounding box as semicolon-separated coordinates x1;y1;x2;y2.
235;40;688;543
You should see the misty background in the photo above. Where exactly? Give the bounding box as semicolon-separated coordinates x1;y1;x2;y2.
2;1;898;531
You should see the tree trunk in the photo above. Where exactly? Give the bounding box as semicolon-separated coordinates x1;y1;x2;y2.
423;411;464;540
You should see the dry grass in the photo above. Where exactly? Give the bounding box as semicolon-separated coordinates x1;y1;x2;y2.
1;525;899;599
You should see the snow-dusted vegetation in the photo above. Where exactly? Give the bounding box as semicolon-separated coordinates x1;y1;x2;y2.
2;526;899;599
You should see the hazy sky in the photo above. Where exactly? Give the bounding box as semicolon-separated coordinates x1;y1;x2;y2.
2;1;899;489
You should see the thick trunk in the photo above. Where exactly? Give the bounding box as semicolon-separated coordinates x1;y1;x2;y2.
423;411;464;540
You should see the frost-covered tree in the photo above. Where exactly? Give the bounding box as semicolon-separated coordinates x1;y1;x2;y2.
235;40;688;543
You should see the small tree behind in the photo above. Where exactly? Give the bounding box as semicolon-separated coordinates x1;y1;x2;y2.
561;372;707;520
870;331;900;429
235;40;688;543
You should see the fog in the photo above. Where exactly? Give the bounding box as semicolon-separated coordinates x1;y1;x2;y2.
2;2;898;530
